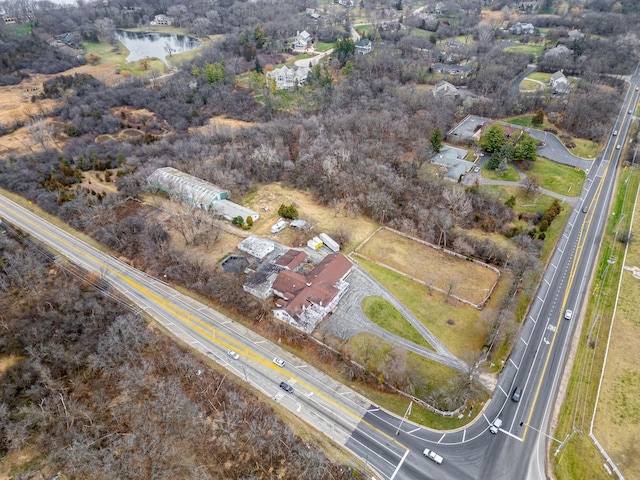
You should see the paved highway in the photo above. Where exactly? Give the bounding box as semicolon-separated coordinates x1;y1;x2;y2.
2;71;638;479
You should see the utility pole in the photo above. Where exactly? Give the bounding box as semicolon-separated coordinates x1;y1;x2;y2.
396;401;413;435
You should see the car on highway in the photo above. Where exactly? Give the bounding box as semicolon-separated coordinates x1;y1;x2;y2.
613;130;618;136
636;86;639;91
423;448;444;464
582;205;588;213
227;350;240;360
617;144;621;150
279;381;294;393
564;309;573;320
489;417;503;434
512;386;522;402
629;110;634;115
273;357;285;367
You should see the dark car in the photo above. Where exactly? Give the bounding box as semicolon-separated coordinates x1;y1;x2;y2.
582;205;588;213
279;381;294;393
512;386;522;402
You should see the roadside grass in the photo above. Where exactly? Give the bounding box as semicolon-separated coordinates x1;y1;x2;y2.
357;228;500;305
504;44;545;56
569;138;600;159
479;185;572;264
528;72;552;83
482;163;521;182
344;333;484;429
519;79;542;91
552;166;640;480
361;297;433;350
504;114;554;130
355;256;490;358
525;157;586;197
293;53;315;62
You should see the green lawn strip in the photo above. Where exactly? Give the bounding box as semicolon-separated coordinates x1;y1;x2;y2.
482;164;521;182
528;72;552;83
409;28;430;37
361;297;433;349
569;138;600;159
126;26;188;35
316;42;334;52
526;157;586;197
344;333;482;429
504;44;545;55
356;257;486;358
551;167;640;480
519;79;541;91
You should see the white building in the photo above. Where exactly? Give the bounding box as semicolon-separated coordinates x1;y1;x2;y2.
318;233;340;252
266;65;309;90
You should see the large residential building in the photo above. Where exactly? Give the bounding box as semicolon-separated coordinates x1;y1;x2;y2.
266;65;309;90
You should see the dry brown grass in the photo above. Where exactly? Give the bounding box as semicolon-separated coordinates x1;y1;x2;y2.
244;183;379;252
594;202;640;478
357;228;500;305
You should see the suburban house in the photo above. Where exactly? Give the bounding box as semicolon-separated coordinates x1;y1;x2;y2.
567;29;584;41
432;62;473;77
151;14;172;26
509;22;535;35
434;80;459;98
355;38;372;55
147;167;259;224
272;253;353;333
545;45;572;58
431;145;474;182
550;70;571;94
292;30;313;50
265;65;309;90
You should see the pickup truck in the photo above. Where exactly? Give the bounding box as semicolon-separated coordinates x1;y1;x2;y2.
423;448;444;464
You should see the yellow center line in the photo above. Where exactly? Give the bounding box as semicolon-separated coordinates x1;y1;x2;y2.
521;107;622;440
3;199;410;454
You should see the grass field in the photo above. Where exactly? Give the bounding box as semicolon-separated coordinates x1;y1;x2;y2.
528;72;552;83
357;228;500;305
243;183;378;252
84;41;168;77
569;138;600;159
525;157;586;197
552;166;640;479
316;42;334;52
519;79;543;91
362;297;433;349
482;163;521;182
504;44;545;56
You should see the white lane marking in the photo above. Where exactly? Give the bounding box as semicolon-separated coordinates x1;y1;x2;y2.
509;359;519;369
407;427;421;434
520;338;528;346
437;433;445;443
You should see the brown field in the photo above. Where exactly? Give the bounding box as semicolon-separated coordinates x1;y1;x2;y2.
244;183;379;252
357;228;500;305
594;201;640;477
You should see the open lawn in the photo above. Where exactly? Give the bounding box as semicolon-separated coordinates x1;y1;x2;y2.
362;297;433;349
504;44;545;56
316;42;334;52
482;164;521;182
519;79;543;91
243;183;378;252
528;72;552;83
569;138;600;159
356;256;509;359
357;228;500;306
525;157;586;197
84;41;168;77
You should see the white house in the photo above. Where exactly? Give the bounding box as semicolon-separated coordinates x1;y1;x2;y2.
355;38;372;55
292;30;313;50
266;65;309;90
151;14;172;26
550;70;571;94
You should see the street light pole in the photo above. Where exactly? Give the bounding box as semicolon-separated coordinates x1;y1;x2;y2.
396;401;413;435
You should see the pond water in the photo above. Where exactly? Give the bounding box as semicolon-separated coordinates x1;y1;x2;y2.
115;30;201;66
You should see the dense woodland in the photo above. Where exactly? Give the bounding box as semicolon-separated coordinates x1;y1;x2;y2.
0;230;357;479
1;0;640;475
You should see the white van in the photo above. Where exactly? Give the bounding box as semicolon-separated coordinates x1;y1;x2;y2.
489;418;503;434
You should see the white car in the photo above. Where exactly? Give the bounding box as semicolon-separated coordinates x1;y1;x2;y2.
616;144;621;150
564;309;573;321
273;357;285;367
423;448;443;464
473;166;480;173
489;418;503;434
613;130;618;136
227;350;240;360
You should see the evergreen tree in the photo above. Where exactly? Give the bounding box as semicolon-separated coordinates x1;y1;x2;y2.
479;124;506;153
430;127;443;153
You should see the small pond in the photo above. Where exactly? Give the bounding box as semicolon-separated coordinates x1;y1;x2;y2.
115;30;201;66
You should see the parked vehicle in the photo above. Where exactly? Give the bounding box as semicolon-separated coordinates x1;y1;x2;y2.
423;449;443;464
